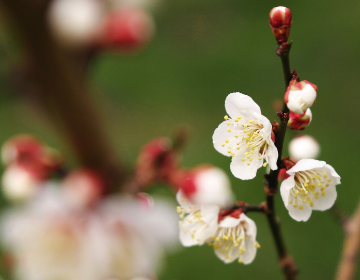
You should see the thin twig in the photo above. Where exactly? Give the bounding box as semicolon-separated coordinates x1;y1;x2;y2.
265;42;298;280
0;0;126;191
335;202;360;280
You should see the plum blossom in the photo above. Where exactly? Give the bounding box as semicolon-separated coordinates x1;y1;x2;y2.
213;92;278;180
284;80;317;114
1;186;177;280
177;192;259;264
280;159;341;222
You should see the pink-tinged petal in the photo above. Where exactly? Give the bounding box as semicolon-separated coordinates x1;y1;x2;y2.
280;175;295;207
242;236;257;264
212;121;237;157
287;202;312;222
225;93;261;120
230;156;262;180
218;216;241;228
324;164;341;185
312;184;337;211
287;159;326;175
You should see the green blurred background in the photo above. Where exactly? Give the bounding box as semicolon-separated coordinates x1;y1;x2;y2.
1;0;360;279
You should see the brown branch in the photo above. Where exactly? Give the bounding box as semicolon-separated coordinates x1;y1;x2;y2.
265;42;297;280
335;202;360;280
0;0;126;190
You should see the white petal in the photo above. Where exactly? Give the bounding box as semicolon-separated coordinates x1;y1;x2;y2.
287;159;326;175
267;140;278;171
230;155;262;180
218;216;240;228
287;201;312;222
225;93;261;120
212;121;237;157
242;236;257;265
280;176;295;207
239;213;257;238
324;164;341;185
254;112;272;135
312;184;337;211
200;205;220;225
214;243;234;263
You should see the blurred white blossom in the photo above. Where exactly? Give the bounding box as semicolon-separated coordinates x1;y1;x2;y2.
1;186;178;280
288;135;320;160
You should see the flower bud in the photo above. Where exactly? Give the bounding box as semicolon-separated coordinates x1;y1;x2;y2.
176;165;233;208
2;164;41;202
288;108;312;130
284;80;317;114
289;135;320;160
269;6;292;44
48;0;104;48
100;8;155;51
62;169;104;208
278;168;289;182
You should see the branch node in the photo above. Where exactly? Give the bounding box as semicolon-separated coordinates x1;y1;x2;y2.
277;111;289;123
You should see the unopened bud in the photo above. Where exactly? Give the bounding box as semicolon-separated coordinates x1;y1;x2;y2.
289;135;320;160
284;80;317;114
48;0;104;48
100;8;155;51
62;169;104;208
269;6;292;44
288;108;312;130
2;164;41;202
278;168;290;182
176;165;233;208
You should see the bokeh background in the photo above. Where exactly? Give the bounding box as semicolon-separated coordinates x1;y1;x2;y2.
0;0;360;279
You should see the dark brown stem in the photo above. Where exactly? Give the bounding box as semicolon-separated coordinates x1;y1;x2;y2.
237;202;267;214
335;202;360;280
266;42;297;280
0;0;126;190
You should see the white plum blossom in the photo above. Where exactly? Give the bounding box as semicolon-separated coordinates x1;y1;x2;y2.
177;192;260;264
288;135;320;161
213;92;278;180
280;159;341;222
1;186;178;280
284;80;317;114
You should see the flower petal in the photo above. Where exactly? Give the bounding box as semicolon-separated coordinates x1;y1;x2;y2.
242;236;257;265
287;201;312;222
240;213;257;238
225;93;261;120
311;184;337;211
324;164;341;185
287;159;326;175
280;176;295;207
267;140;278;171
230;156;262;180
218;216;240;228
213;121;237;157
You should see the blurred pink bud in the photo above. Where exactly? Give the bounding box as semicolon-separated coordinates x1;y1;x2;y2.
284;80;317;114
62;169;104;208
48;0;104;48
100;8;155;51
288;108;312;130
269;6;292;44
176;165;233;208
1;135;63;178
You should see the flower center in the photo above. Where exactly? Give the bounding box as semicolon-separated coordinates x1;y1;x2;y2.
208;222;260;263
222;115;269;167
289;169;332;209
177;206;205;241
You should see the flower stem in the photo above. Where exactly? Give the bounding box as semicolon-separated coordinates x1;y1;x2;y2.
265;43;297;280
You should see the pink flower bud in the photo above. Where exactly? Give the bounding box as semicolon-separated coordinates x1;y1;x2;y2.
100;8;155;51
287;108;312;130
176;165;233;208
62;169;104;208
284;80;317;114
269;6;292;44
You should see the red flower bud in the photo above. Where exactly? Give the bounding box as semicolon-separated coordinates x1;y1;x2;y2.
288;109;312;130
269;6;292;44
